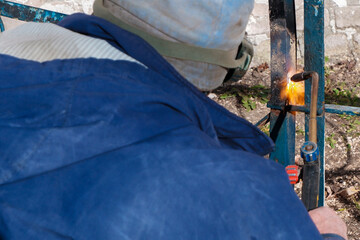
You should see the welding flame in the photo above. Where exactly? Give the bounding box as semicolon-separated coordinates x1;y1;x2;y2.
281;69;305;105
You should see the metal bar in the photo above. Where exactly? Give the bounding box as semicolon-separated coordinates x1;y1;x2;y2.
325;104;360;116
304;0;325;207
268;0;297;166
267;104;311;114
267;103;360;116
255;114;270;127
0;0;67;24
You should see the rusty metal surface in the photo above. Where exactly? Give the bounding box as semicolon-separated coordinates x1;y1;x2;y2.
269;0;297;106
268;0;297;167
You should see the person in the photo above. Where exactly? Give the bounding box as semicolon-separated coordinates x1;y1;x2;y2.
0;0;347;239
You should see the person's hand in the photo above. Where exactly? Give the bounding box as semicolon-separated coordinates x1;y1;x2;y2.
309;206;348;240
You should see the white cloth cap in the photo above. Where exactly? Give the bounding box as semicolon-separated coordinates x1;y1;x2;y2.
104;0;254;91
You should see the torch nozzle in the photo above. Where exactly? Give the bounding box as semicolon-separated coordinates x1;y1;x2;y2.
291;71;314;82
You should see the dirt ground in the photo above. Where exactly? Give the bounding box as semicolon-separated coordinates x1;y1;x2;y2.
210;59;360;240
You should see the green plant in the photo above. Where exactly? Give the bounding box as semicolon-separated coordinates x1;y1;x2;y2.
219;93;236;99
217;85;270;111
328;87;360;106
354;120;360;125
339;113;353;121
326;133;336;149
355;201;360;211
241;95;256;111
324;56;331;78
338;115;360;134
296;127;305;136
347;143;352;151
260;124;270;136
251;85;270;104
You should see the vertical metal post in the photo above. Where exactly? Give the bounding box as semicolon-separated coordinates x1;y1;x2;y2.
304;0;325;206
268;0;297;166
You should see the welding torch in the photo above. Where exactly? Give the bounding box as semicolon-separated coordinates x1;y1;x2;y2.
291;71;320;211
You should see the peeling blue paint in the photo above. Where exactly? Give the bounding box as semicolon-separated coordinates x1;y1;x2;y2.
0;0;67;32
313;5;319;16
325;104;360;116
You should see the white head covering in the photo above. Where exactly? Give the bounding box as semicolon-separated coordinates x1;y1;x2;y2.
103;0;254;91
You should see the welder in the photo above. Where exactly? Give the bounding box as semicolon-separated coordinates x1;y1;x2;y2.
0;0;347;239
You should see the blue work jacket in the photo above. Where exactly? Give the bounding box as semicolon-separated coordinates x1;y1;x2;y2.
0;14;322;240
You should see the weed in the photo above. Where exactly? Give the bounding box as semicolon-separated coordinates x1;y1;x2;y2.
324;56;332;78
296;127;305;136
339;114;353;121
218;85;270;111
260;124;270;136
354;120;360;125
339;114;360;135
347;126;356;134
355;201;360;211
240;95;256;111
333;88;340;96
347;143;352;151
219;93;236;99
246;84;270;108
243;85;270;107
326;133;336;149
327;86;360;106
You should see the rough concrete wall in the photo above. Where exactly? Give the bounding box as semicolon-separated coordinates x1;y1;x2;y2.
2;0;358;65
247;0;360;65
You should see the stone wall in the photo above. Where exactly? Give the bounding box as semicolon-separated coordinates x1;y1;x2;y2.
247;0;360;65
2;0;359;66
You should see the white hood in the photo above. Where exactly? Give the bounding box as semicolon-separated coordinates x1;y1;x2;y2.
103;0;254;90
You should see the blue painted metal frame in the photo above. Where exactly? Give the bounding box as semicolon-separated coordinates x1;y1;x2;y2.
325;104;360;116
304;0;325;207
267;103;360;116
266;0;327;208
0;0;67;32
265;0;360;208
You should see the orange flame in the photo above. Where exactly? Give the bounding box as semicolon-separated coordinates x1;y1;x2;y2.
281;69;305;105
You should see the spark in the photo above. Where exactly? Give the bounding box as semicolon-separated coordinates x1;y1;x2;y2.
281;70;305;105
